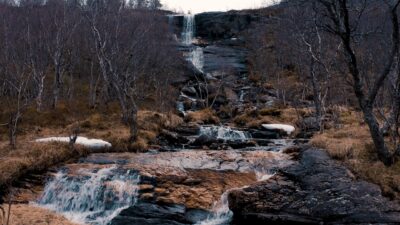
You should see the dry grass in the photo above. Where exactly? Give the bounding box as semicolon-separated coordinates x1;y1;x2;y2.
42;109;184;152
310;108;400;200
0;142;88;189
233;107;309;129
0;102;183;197
3;204;78;225
185;108;220;124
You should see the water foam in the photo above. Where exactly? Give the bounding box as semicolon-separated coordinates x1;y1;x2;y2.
199;126;251;141
37;166;139;225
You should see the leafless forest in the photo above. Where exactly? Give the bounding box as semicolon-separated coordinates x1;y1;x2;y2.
248;0;400;165
0;0;186;148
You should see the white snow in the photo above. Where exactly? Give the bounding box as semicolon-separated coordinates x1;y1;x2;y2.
262;124;296;135
35;136;112;149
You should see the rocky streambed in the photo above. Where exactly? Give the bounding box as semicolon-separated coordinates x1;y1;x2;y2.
32;135;296;225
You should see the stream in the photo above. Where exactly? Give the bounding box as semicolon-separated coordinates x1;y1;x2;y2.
34;125;295;225
31;13;299;225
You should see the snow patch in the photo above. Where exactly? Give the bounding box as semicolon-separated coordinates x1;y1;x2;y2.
262;124;296;135
35;136;112;149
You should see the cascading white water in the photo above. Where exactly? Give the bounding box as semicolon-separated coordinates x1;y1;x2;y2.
182;14;204;72
182;14;195;46
196;170;275;225
37;166;140;225
239;90;245;102
200;126;251;141
195;191;233;225
176;101;186;116
190;46;205;72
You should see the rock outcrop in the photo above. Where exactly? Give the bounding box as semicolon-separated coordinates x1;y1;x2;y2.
195;12;259;40
228;148;400;224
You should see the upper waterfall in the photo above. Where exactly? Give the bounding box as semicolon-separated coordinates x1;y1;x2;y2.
181;14;204;73
182;14;195;46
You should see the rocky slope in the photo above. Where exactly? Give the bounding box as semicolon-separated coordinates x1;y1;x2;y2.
228;148;400;224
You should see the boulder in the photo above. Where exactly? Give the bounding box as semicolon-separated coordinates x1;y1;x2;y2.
157;130;190;147
174;125;200;136
192;134;220;147
300;116;321;131
228;148;400;224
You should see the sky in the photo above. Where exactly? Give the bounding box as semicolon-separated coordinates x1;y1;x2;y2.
161;0;277;14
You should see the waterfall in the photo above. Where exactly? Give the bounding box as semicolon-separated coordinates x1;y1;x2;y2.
176;101;186;116
182;14;204;73
167;15;174;32
182;14;195;46
190;47;204;72
37;166;140;225
239;90;244;102
196;170;276;225
195;191;233;225
199;126;251;141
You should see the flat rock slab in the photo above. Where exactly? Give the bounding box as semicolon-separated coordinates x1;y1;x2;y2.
228;148;400;224
62;151;293;210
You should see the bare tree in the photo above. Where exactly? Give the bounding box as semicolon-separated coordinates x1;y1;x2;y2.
0;10;34;148
44;0;80;109
309;0;400;165
83;0;175;142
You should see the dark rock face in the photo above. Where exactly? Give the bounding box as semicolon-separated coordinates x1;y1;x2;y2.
202;44;248;75
111;202;209;225
195;12;259;40
228;148;400;224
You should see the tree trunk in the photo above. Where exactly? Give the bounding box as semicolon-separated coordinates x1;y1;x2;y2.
36;76;45;112
8;113;18;149
310;59;323;130
362;106;394;165
52;63;62;109
127;106;138;143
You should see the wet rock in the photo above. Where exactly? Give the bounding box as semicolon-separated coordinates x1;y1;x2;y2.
225;140;257;149
158;130;190;147
174;124;200;136
140;193;155;201
228;148;400;224
82;151;291;210
192;134;220;147
248;129;281;139
111;202;209;225
202;45;248;75
182;86;198;97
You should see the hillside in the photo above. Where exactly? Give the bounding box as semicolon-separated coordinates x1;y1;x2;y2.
2;1;400;225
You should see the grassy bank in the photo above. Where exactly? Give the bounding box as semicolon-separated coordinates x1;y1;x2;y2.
0;102;183;200
311;108;400;200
